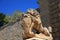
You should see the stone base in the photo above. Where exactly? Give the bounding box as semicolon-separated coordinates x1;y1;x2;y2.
25;33;53;40
26;38;47;40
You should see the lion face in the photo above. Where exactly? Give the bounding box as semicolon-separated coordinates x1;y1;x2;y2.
21;13;35;39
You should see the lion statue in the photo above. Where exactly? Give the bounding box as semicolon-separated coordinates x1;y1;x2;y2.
20;9;53;40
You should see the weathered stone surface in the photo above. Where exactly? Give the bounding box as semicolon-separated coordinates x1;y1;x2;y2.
26;38;47;40
0;21;23;40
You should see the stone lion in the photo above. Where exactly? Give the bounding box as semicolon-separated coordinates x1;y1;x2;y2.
20;9;53;40
26;9;50;36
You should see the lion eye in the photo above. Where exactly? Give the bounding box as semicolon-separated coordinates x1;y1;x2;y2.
24;15;27;17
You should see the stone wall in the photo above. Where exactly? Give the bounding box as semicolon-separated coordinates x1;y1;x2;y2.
0;20;23;40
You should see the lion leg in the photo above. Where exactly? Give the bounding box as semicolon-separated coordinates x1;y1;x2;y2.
29;22;34;34
26;23;35;38
43;27;50;36
33;23;44;34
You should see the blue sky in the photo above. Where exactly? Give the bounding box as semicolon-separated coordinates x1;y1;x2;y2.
0;0;38;16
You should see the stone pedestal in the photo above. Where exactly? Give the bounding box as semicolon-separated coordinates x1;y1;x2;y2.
26;38;47;40
25;33;53;40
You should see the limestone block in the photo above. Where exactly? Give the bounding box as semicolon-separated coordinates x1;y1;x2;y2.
26;38;47;40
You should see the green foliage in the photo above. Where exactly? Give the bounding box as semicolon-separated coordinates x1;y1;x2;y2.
12;11;23;21
0;11;23;26
0;13;12;26
0;13;6;22
4;16;12;24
